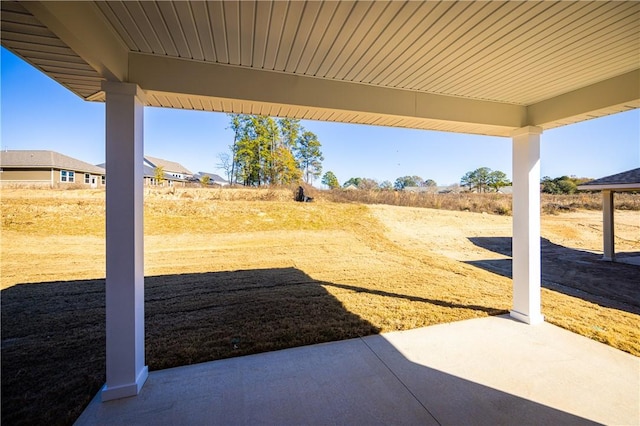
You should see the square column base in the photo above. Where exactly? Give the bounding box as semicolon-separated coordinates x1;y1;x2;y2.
510;310;545;325
101;366;149;401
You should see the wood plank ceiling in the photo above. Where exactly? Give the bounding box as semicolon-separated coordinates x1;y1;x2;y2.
2;0;639;135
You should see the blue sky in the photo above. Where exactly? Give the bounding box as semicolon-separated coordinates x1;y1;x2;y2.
2;47;638;186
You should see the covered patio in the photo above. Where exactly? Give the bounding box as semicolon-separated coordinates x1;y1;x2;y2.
76;315;639;425
2;0;638;418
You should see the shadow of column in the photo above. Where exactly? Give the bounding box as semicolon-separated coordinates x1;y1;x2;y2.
465;236;640;314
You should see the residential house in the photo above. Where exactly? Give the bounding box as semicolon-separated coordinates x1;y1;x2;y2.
193;172;228;186
404;186;437;193
436;185;463;194
143;156;193;187
0;150;105;188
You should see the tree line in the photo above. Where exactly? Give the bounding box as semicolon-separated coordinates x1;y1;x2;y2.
541;175;591;194
322;167;511;193
325;168;592;195
320;173;441;192
460;167;510;193
214;118;589;196
218;114;323;186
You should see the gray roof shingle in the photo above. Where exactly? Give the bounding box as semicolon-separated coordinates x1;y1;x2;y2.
578;168;640;191
195;171;228;183
144;156;192;175
0;150;105;174
142;165;187;181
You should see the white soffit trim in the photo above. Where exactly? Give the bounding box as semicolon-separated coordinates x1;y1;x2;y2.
129;53;526;133
144;89;518;137
22;1;128;82
528;70;640;127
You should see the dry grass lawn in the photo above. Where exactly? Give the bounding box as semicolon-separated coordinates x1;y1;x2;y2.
1;187;639;425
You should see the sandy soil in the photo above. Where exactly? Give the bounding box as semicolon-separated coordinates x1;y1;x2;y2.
371;205;640;314
370;205;640;262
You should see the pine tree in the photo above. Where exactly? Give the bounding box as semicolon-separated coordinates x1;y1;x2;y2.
321;171;339;189
225;115;323;186
295;131;324;184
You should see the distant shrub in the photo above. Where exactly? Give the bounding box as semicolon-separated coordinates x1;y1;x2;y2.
318;190;514;215
318;189;639;216
541;175;591;194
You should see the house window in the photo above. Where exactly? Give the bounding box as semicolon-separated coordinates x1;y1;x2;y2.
85;173;90;184
101;176;106;185
60;170;75;183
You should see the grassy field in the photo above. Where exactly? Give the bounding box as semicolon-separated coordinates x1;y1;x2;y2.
1;187;639;425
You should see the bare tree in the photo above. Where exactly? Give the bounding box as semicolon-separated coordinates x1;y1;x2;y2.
358;178;379;190
217;152;233;184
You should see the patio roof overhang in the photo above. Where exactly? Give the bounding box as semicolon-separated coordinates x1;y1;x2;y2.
2;1;639;136
578;168;640;192
2;0;639;402
578;183;640;192
578;168;640;262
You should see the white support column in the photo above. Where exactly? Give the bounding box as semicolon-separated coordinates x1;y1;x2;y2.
602;190;615;261
101;82;148;401
510;126;544;325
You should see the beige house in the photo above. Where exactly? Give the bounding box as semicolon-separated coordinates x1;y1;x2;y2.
193;171;228;186
143;156;193;187
0;150;105;188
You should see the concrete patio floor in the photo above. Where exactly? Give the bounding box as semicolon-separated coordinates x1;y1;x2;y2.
76;315;639;425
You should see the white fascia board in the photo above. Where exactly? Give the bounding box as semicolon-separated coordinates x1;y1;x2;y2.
527;69;640;127
128;53;526;130
577;183;640;191
23;1;128;82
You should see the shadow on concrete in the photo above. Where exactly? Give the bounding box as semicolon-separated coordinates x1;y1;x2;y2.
3;267;595;425
77;319;599;425
466;237;640;315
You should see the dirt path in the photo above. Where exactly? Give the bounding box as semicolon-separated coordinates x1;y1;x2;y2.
370;205;640;261
370;206;513;261
371;205;640;314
